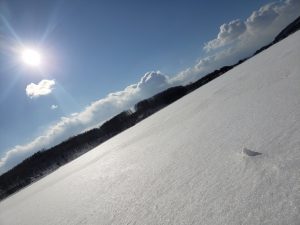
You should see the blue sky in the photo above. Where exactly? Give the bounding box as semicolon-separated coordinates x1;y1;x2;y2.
0;0;299;174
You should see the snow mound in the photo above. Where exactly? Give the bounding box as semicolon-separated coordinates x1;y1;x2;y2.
0;32;300;225
242;148;262;156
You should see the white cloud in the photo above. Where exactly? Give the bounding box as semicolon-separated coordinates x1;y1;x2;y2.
246;2;280;30
26;79;55;98
204;0;300;53
204;19;246;52
51;105;58;110
171;47;243;85
0;71;171;174
174;0;300;84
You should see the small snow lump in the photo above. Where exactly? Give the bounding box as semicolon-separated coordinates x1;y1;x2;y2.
242;148;262;156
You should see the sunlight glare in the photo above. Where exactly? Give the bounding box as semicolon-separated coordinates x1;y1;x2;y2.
21;48;41;67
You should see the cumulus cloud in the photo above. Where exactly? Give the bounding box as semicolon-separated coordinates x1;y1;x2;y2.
174;0;300;84
26;79;55;98
0;71;171;174
204;19;246;52
137;71;169;95
204;0;300;53
246;2;280;30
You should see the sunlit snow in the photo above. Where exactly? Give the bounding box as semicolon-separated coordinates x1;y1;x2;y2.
1;31;300;225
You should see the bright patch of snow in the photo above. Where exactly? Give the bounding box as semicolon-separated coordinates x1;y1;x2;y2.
1;32;300;225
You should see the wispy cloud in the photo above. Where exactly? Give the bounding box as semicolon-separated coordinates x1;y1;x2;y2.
26;79;55;98
1;0;300;174
51;104;58;110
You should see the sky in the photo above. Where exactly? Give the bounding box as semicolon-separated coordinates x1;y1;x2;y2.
0;0;299;174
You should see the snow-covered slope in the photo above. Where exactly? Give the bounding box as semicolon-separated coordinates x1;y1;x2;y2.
1;32;300;225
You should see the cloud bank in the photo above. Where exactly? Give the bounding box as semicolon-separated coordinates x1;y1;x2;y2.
1;0;300;174
0;71;171;173
173;0;300;84
26;79;55;98
205;0;300;52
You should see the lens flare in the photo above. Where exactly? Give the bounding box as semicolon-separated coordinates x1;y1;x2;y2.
21;48;41;67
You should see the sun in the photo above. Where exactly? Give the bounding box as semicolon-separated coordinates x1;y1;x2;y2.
21;48;42;67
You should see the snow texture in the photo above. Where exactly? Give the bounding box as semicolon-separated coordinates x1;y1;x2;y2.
1;31;300;225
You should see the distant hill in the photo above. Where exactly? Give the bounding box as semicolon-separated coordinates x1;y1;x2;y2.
273;15;300;43
254;15;300;56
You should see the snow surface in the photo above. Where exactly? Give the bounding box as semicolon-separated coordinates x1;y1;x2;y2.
1;32;300;225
